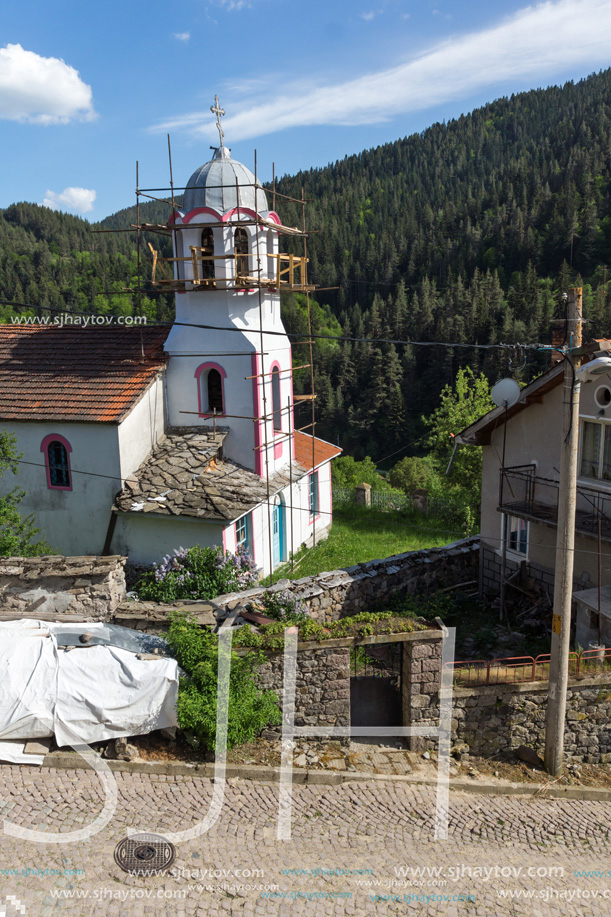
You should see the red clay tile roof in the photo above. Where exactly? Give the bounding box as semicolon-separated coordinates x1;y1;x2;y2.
0;325;169;423
293;431;341;471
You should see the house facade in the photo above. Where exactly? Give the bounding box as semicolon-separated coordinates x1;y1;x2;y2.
456;356;611;609
0;135;339;575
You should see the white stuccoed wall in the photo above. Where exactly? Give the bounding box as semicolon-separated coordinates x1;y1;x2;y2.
1;420;122;556
0;377;167;557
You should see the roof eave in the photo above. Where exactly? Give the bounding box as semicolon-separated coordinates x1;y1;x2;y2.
455;362;564;447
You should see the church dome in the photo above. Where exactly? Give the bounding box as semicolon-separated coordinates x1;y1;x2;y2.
182;146;268;215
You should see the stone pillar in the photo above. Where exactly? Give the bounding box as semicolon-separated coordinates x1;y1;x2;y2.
401;638;443;751
412;488;429;514
355;482;371;507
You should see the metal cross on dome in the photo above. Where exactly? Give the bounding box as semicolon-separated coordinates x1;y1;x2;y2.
210;95;226;148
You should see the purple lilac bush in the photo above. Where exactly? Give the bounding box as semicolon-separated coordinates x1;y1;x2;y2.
135;544;259;602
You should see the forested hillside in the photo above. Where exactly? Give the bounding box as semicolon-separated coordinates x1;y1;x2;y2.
2;70;611;459
273;70;611;457
0;201;173;322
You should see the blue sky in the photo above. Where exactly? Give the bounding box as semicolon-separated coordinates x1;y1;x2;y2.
1;0;611;220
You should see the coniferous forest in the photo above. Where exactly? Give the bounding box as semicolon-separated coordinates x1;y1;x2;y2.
3;70;611;460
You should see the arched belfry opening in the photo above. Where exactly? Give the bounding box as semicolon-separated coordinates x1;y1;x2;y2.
200;227;215;283
234;227;249;280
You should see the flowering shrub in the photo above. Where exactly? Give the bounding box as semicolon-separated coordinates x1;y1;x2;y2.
251;589;309;623
134;545;259;603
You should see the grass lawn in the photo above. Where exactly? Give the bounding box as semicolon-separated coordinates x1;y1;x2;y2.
268;508;464;581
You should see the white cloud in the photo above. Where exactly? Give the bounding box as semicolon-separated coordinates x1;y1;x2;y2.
43;187;96;214
0;43;95;125
152;0;611;141
360;10;379;20
173;31;191;42
216;0;250;9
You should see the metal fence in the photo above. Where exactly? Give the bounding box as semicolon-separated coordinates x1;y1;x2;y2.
444;646;611;687
332;488;454;516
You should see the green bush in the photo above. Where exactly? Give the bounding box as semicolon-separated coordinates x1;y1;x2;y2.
389;455;438;495
134;545;259;602
166;612;281;751
331;455;395;492
253;589;309;622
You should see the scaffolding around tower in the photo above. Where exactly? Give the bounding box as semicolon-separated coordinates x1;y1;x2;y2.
104;136;323;583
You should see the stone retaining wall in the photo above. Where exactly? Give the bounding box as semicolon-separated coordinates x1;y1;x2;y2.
0;555;126;621
416;676;611;764
114;536;479;631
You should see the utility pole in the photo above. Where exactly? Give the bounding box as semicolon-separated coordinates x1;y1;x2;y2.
544;287;583;776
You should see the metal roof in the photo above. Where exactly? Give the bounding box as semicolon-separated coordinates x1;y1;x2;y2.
183;147;268;215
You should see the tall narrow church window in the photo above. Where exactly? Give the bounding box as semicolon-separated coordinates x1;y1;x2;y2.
234;227;249;279
41;434;72;491
195;362;226;416
271;366;282;431
207;369;224;413
200;227;215;282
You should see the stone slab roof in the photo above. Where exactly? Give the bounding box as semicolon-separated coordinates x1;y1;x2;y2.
0;325;169;422
114;430;304;521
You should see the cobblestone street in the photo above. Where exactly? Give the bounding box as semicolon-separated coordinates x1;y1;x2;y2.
1;766;611;916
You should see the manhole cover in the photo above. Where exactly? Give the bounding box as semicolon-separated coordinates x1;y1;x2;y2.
114;833;176;875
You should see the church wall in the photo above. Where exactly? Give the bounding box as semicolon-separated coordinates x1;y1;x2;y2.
110;512;225;565
117;377;165;479
2;421;121;556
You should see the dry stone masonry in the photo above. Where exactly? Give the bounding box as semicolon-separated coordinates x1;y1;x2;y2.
0;554;126;621
257;646;351;729
448;676;611;764
113;536;480;630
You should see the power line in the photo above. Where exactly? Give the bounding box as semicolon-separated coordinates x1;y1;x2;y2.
12;455;611;562
0;298;548;353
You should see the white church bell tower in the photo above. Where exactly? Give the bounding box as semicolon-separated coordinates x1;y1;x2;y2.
163;97;309;477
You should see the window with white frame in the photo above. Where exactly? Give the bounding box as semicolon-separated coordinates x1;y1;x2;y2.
580;420;611;481
309;471;319;518
503;514;528;556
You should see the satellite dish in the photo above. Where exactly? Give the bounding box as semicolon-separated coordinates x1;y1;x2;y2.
491;378;521;409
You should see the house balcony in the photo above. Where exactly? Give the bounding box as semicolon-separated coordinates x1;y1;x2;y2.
499;465;611;542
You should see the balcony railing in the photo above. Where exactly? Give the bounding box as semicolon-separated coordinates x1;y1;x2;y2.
499;465;611;541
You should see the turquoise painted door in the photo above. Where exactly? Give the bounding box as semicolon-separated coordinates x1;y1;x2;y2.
272;502;283;566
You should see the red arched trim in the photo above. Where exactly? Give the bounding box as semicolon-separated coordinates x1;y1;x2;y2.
222;207;260;223
266;212;281;225
181;206;223;224
40;433;72;491
195;362;226;417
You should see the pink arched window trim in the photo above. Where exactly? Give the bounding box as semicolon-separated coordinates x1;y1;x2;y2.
194;362;227;417
40;433;73;491
269;360;283;459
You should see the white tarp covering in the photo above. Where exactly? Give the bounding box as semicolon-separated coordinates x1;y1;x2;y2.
0;620;179;764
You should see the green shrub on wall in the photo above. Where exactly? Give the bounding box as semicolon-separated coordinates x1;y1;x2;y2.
166;612;281;751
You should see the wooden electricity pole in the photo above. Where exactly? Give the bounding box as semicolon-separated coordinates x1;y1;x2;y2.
544;287;583;776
